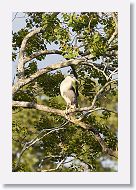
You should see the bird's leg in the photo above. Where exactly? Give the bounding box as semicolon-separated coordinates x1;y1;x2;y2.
65;106;68;115
65;104;74;120
65;104;70;115
70;104;76;113
65;104;76;119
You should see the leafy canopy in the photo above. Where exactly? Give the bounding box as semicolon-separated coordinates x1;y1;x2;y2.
12;12;118;172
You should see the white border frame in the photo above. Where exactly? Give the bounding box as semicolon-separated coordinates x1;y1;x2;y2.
0;0;130;184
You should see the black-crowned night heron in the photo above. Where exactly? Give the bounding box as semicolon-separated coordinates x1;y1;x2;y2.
60;76;79;114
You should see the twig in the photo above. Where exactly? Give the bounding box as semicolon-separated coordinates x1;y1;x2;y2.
42;158;65;172
12;75;16;85
39;155;63;169
79;107;117;119
86;61;109;80
13;121;69;171
108;68;118;80
91;80;117;108
72;155;94;171
12;12;18;22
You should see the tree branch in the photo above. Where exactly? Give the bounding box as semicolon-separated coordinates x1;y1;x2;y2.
85;61;109;80
13;57;117;96
38;155;63;169
12;100;118;159
41;158;65;172
72;155;94;171
13;100;117;117
17;27;43;79
12;12;18;22
91;80;117;109
65;116;117;159
12;101;65;117
108;68;118;80
13;121;69;171
24;49;63;63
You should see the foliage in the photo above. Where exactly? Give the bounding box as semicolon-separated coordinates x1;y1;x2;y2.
12;12;118;172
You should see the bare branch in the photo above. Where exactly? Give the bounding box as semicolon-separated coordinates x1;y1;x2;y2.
13;100;117;116
16;13;60;79
12;12;18;22
13;121;68;171
12;75;16;85
85;61;109;80
12;101;91;129
38;155;63;169
19;27;42;59
108;68;118;80
73;155;94;171
24;49;63;63
91;80;117;108
12;101;65;117
17;27;42;79
76;107;117;119
42;158;65;172
90;106;117;114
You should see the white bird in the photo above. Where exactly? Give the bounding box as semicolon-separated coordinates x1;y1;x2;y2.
60;76;79;114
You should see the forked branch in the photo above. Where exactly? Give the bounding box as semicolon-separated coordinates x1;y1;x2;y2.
12;100;118;160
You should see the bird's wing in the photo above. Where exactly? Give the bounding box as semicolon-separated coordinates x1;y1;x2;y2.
70;85;76;93
63;89;77;106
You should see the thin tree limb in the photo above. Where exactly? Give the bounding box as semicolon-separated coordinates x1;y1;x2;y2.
38;155;63;169
85;61;109;80
108;68;118;80
72;155;94;171
13;122;68;171
91;80;117;108
17;27;43;78
19;27;42;59
42;158;66;172
12;12;18;22
24;49;63;63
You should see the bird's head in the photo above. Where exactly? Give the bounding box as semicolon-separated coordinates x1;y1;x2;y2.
65;76;79;84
